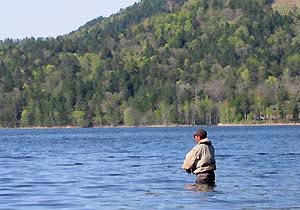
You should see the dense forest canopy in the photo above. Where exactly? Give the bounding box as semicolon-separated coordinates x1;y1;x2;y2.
0;0;300;127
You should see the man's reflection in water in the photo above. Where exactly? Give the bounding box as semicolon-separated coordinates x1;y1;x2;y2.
185;183;216;192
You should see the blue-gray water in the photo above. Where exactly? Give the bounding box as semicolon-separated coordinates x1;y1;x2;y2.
0;126;299;210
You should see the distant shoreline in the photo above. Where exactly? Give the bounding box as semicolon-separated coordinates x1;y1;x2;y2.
1;123;300;129
217;123;300;126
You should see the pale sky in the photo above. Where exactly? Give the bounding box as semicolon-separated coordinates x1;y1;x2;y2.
0;0;139;40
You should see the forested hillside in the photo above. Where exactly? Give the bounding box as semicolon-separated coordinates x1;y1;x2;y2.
0;0;300;127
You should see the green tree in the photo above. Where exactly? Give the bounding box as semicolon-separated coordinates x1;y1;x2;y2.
124;107;140;126
72;109;86;127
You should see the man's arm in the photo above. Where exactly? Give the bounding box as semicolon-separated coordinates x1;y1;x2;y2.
182;146;200;171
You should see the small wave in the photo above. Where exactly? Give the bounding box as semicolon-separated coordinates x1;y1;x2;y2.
217;154;235;158
81;185;106;189
105;173;123;177
128;155;142;159
0;156;35;160
55;162;84;166
257;152;269;155
266;171;278;174
282;153;300;156
0;177;16;182
145;191;161;196
24;181;57;185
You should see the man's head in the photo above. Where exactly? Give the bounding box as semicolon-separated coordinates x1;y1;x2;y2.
194;128;207;142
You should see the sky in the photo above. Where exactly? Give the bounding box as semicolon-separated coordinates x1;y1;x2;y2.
0;0;139;40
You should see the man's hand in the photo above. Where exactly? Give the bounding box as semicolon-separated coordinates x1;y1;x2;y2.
185;169;192;174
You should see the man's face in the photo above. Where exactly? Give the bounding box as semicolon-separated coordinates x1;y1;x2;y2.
194;135;201;143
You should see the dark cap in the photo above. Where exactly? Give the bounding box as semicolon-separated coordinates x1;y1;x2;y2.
194;128;207;139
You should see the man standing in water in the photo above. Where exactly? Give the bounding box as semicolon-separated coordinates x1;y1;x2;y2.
182;128;216;185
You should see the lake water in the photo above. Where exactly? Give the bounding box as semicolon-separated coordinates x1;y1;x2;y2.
0;126;299;210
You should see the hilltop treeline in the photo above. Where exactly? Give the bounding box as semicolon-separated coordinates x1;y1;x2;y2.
0;0;300;127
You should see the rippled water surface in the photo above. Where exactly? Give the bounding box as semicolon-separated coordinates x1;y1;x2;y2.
0;126;299;209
